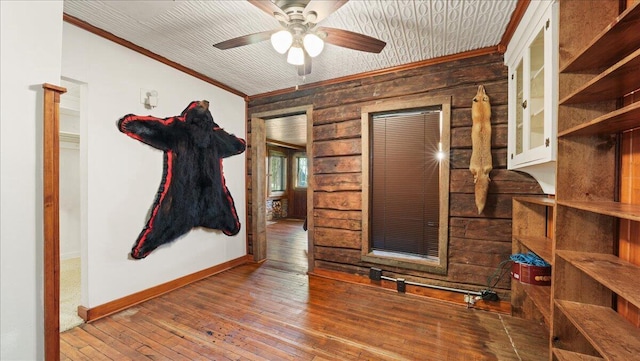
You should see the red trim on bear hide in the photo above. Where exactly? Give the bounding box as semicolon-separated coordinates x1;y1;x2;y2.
132;150;174;259
219;158;239;236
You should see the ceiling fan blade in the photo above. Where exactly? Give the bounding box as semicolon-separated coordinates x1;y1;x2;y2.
247;0;289;22
297;51;312;76
213;30;276;50
304;0;348;24
318;27;386;53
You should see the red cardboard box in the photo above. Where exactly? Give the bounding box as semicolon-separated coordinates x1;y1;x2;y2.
511;262;551;286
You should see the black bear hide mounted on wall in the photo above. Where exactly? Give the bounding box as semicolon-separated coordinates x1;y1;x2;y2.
118;100;246;259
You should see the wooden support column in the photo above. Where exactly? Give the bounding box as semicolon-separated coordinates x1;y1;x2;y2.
43;83;66;361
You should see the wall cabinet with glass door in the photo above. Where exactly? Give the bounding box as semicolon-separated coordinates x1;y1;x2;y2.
505;0;558;194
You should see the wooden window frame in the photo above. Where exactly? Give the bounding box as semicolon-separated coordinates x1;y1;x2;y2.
268;150;287;197
361;95;451;274
293;153;308;189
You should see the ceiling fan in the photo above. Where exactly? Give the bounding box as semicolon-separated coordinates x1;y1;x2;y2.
213;0;386;76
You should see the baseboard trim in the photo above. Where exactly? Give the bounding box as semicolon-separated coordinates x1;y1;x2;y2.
78;254;253;322
308;268;511;314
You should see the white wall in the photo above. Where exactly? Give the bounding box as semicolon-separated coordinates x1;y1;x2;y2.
1;4;247;358
0;1;64;360
61;23;247;307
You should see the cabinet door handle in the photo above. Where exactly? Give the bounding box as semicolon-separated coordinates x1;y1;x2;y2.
522;100;527;109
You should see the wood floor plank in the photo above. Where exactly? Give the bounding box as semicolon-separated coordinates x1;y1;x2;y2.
133;305;253;361
61;219;548;361
63;326;133;361
89;317;146;351
79;323;147;360
60;339;91;361
109;310;193;361
74;346;113;361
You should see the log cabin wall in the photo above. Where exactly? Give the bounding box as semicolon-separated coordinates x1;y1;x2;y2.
248;52;544;297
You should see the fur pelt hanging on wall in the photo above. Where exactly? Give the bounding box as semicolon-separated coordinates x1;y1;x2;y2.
469;85;492;214
118;100;246;259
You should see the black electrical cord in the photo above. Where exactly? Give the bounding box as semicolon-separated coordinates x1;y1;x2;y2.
485;258;513;292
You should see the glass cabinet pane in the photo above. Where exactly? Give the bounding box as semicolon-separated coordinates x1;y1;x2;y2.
515;60;523;155
529;28;545;150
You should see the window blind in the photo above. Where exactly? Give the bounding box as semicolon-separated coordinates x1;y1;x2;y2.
371;110;441;257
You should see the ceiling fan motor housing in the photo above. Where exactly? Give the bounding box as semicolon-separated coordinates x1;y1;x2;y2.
213;0;386;76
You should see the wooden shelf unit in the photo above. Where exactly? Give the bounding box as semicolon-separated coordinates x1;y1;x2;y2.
559;49;640;105
551;1;640;359
511;196;555;327
521;282;552;325
552;348;603;361
555;250;640;308
557;102;640;137
555;301;640;359
557;200;640;221
559;4;640;73
515;235;553;263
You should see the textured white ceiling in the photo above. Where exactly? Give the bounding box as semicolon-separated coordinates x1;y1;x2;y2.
63;0;517;96
266;114;308;147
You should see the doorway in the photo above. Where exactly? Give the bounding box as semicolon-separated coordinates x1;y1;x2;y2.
251;106;314;272
58;78;86;333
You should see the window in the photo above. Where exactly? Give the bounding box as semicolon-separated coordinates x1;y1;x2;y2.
361;96;451;274
269;151;286;195
295;154;308;188
371;110;441;256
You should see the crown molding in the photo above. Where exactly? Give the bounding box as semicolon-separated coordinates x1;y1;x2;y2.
62;13;247;99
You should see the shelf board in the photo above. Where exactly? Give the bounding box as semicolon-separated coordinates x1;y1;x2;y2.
513;196;556;207
556;250;640;309
514;235;553;264
556;200;640;222
520;282;550;326
552;348;603;361
555;300;640;360
558;102;640;137
559;49;640;105
561;3;640;73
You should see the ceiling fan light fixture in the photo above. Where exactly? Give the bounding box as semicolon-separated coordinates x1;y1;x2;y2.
287;45;305;65
271;30;293;54
303;33;324;57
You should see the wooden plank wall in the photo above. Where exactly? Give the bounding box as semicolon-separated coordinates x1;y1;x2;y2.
248;52;543;297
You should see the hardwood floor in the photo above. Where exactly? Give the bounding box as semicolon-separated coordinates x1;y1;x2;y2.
265;218;308;275
61;219;548;360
